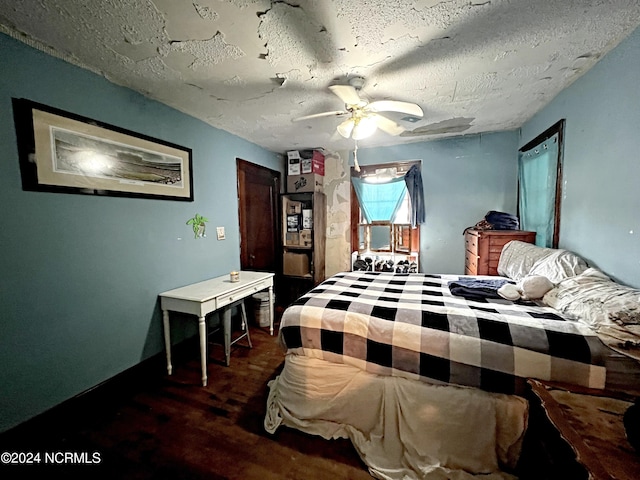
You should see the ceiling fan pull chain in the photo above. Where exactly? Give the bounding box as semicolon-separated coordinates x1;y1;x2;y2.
353;140;360;172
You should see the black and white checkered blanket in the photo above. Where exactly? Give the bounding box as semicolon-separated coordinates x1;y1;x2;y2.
279;271;607;394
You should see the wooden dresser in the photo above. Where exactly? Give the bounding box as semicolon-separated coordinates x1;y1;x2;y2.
464;229;536;275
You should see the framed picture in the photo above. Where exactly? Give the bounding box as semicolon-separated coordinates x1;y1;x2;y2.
12;98;193;201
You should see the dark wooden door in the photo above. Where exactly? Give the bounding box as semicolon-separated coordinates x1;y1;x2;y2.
237;159;280;272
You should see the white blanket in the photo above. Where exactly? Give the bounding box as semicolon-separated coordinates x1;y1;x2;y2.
265;355;528;480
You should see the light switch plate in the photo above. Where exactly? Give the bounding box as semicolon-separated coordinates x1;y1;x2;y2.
216;226;225;240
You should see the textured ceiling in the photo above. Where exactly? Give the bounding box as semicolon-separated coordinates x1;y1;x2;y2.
1;0;640;153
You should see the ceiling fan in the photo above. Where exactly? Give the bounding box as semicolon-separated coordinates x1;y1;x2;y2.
293;76;424;140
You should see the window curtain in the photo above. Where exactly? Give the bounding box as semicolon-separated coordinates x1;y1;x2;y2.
351;176;406;223
404;164;425;228
518;134;559;247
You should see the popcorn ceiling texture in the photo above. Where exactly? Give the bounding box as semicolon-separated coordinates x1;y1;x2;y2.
0;0;639;153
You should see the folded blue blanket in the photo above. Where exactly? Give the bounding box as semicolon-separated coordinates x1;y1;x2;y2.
448;278;513;299
485;211;519;230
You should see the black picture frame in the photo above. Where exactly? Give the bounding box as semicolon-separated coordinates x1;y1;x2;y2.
12;98;194;201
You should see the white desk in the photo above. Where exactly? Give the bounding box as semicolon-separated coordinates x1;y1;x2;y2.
159;271;274;386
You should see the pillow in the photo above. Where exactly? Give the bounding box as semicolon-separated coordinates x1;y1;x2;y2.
527;249;589;283
497;240;589;283
497;241;555;281
543;268;640;328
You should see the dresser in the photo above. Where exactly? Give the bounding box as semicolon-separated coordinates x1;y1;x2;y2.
464;229;536;275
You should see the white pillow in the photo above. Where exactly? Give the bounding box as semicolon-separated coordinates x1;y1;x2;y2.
527;249;589;284
497;241;555;281
543;268;640;328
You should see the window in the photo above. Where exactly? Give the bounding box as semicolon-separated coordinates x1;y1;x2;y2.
350;161;421;269
518;119;564;248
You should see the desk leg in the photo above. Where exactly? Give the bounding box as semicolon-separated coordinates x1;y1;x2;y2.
223;308;231;367
268;285;275;335
198;315;207;387
162;310;172;375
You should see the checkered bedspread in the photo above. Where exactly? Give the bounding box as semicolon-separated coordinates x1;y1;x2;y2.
279;271;607;394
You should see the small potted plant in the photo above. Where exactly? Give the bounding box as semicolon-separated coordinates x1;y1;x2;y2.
186;213;209;238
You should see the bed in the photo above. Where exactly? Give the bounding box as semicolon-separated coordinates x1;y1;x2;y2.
264;241;640;480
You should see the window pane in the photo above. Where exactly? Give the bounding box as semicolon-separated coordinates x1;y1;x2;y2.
393;192;411;224
370;224;392;251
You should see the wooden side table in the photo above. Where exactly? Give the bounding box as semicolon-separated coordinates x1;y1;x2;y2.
523;379;640;480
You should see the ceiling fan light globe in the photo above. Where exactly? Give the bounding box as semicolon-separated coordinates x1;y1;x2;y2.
352;116;378;140
337;119;355;138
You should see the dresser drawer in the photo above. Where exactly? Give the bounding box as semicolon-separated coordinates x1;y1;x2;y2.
487;246;504;275
465;249;478;275
465;233;479;256
216;279;270;309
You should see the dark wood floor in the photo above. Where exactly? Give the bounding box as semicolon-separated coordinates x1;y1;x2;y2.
2;317;602;480
0;325;373;480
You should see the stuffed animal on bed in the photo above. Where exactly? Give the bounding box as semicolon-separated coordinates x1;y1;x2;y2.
498;275;554;301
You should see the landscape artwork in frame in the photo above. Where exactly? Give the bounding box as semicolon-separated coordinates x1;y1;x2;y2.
12;98;194;201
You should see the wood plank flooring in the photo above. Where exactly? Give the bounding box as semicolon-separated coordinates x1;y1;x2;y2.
0;326;372;480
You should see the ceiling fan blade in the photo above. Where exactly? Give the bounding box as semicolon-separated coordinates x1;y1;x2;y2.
293;110;347;122
372;114;405;136
366;100;423;117
329;85;362;105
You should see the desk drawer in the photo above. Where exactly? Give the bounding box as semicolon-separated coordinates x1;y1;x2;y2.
216;279;271;309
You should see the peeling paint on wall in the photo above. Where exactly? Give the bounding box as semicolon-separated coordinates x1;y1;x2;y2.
323;150;352;275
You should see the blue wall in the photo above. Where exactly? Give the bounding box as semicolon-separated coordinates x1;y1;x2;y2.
0;33;282;432
520;26;640;288
355;132;520;274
